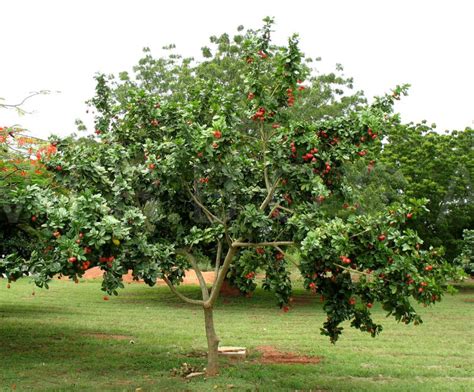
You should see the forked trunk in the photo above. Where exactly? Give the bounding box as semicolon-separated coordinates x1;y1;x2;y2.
203;305;220;376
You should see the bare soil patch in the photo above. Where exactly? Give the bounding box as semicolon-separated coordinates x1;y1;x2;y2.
82;267;216;285
256;345;322;364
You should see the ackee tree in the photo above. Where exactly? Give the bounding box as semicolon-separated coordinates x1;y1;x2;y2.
2;20;461;375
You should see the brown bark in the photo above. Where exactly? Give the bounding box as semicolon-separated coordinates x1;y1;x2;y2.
203;305;220;376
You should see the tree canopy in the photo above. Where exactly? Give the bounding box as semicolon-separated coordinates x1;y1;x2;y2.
0;19;463;375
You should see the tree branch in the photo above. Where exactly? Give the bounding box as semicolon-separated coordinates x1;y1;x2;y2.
208;245;238;306
214;240;223;279
162;276;204;306
333;263;372;276
176;249;209;301
232;241;294;248
259;177;281;211
187;186;224;225
274;245;301;269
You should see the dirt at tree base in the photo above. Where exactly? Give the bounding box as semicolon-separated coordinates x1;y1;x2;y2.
256;345;322;364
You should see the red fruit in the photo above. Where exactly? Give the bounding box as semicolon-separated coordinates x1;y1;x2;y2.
272;123;280;129
276;252;284;260
425;265;433;271
418;287;424;293
108;256;115;262
298;85;305;91
68;257;77;263
84;247;92;254
349;298;356;305
358;150;367;157
148;163;156;170
56;165;62;171
245;272;255;279
309;282;316;290
406;213;413;219
247;92;255;100
246;57;254;64
367;302;373;308
378;234;386;242
212;142;219;149
282;306;290;313
197;152;203;158
79;232;84;239
256;248;265;255
53;231;61;238
95;129;101;135
7;283;10;289
75;239;81;244
420;281;428;287
103;296;109;301
150;119;159;127
371;134;378;139
31;215;37;222
258;50;267;59
213;130;222;139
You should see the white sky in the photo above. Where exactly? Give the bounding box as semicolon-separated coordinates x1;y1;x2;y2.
1;0;473;139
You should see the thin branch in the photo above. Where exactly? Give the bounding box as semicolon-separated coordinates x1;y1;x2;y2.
350;228;371;239
274;246;301;269
162;276;204;306
0;91;51;110
259;177;281;211
232;240;295;248
176;249;209;300
187;186;224;225
214;240;223;279
267;203;294;218
333;263;372;276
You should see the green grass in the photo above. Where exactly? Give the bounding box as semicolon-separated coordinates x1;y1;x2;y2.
0;278;473;391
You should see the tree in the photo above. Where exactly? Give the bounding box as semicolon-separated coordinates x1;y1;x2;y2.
2;20;461;375
381;123;474;261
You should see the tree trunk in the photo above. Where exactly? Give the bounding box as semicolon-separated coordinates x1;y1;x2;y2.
203;305;220;376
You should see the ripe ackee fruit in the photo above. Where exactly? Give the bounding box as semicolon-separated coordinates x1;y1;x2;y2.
366;302;373;308
425;265;433;271
282;305;290;313
31;215;37;222
53;231;61;238
339;256;351;264
378;234;386;242
358;150;367;157
84;247;92;254
56;165;62;171
212;142;219;149
148;163;156;170
258;50;267;59
68;257;77;263
256;248;265;255
272;123;280;129
150;119;159;127
75;239;81;244
309;282;316;290
245;272;255;279
95;129;101;135
349;298;356;305
213;130;222;139
406;213;413;219
103;296;109;301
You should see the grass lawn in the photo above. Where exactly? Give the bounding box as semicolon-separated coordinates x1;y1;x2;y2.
0;278;473;391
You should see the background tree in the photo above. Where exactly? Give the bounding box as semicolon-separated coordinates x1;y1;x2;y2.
380;123;473;261
2;20;462;375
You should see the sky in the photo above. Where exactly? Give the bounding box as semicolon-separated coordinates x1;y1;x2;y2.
1;0;473;139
